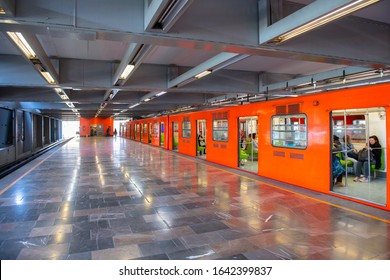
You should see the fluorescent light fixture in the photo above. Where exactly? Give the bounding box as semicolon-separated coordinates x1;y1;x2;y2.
66;102;75;108
6;32;37;59
0;7;5;14
155;91;167;96
120;64;135;80
273;94;299;97
41;71;55;84
194;70;212;79
54;88;70;100
129;102;140;109
273;0;380;43
143;98;151;102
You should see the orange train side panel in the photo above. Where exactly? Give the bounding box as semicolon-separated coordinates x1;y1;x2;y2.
147;116;169;149
258;84;390;195
168;114;186;154
168;113;195;156
140;121;148;144
125;83;390;210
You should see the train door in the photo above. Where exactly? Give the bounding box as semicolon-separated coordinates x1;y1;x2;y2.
238;116;258;173
172;121;179;151
143;123;148;142
136;123;140;141
160;122;165;146
196;120;206;158
148;123;152;143
331;107;387;206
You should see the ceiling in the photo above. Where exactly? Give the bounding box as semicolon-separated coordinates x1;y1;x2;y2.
0;0;389;121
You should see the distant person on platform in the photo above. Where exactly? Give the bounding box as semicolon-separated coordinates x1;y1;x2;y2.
114;128;117;137
106;126;110;137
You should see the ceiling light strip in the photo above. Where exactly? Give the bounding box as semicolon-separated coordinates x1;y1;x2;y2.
155;91;167;96
120;64;135;80
41;71;55;84
194;70;212;79
129;103;141;109
6;32;37;59
273;0;380;43
54;88;70;100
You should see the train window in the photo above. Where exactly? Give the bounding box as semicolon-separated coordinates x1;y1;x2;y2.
182;121;191;138
212;119;228;142
271;114;307;149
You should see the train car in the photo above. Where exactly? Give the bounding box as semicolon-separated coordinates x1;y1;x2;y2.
125;83;389;211
144;116;169;149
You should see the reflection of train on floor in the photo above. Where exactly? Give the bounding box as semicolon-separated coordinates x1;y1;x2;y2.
120;83;389;211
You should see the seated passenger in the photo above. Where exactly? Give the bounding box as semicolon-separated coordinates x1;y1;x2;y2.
342;135;358;160
198;134;205;147
245;134;252;149
252;133;258;152
198;134;206;155
342;135;358;173
353;135;382;182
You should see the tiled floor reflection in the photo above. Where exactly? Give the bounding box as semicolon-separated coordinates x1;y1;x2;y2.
0;137;389;260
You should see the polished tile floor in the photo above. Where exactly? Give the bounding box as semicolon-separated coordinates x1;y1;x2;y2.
0;136;389;260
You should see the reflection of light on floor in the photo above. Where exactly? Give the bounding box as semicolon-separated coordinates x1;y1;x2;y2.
336;220;354;228
51;232;67;244
60;202;72;218
145;195;154;203
95;155;105;186
14;191;24;205
197;177;208;187
333;238;361;259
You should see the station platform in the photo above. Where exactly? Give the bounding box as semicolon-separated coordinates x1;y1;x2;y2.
0;137;389;260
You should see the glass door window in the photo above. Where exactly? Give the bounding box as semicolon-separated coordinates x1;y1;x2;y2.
197;120;206;157
331;107;387;206
160;122;165;146
172;122;179;151
238;116;258;173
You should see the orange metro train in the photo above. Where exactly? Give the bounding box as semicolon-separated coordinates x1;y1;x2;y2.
120;83;390;211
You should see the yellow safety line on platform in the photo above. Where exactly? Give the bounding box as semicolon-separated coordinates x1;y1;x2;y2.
145;141;390;224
